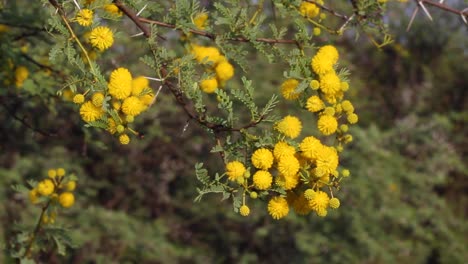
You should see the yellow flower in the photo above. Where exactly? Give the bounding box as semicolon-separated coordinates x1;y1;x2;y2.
73;94;85;104
273;141;295;161
66;181;77;191
119;134;130;145
122;96;145;116
107;118;117;134
215;61;234;82
306;95;325;112
200;78;218;94
59;192;75;208
317;115;338;135
79;101;104;122
15;66;29;87
108;67;132;99
267;196;289;220
275;115;302;139
304;189;317;200
191;45;221;64
277;155;300;178
276;173;300;190
29;189;40;204
92;92;105;107
239;205;250;216
132;76;149;96
48;169;57;178
299;1;322;18
316;146;339;175
292;193;311;215
37;179;55;196
193;12;208;30
320;72;341;95
140;93;155;106
89;26;114;51
76;9;93;27
329;197;340;209
341;81;349;91
226;161;246;181
299;136;323;160
251;148;274;170
347;113;358;124
311;54;333;76
318;45;339;65
341;100;354;113
310;80;320;90
280;79;301;100
104;4;123;17
308;190;329;212
253;170;272;190
57;168;66;177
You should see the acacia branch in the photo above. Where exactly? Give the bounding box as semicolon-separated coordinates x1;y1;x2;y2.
419;0;468;16
304;0;349;20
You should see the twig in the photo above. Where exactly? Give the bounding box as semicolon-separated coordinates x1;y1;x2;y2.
23;200;52;258
304;0;349;20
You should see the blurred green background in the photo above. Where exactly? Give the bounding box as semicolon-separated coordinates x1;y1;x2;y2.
1;1;467;263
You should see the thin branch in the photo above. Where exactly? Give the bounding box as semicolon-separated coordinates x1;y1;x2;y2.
21;53;66;79
420;0;468;16
304;0;349;20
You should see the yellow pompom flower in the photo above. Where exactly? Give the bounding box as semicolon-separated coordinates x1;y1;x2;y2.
308;190;329;212
66;181;77;191
48;169;57;178
132;76;149;96
89;26;114;51
342;169;350;177
239;205;250;216
251;148;274;170
341;100;354;113
29;189;40;204
317;115;338;135
292;193;311;215
320;72;341;95
15;66;29;87
310;80;320;90
108;67;132;99
91;92;105;107
299;136;323;160
280;79;301;100
341;81;349;91
226;161;246;181
273;141;295;161
37;179;55;196
76;9;93;27
193;12;209;30
59;192;75;208
79;101;104;122
276;173;300;190
57;168;66;177
329;197;340;209
107;118;117;134
267;196;289;220
122;96;145;116
306;95;325;112
347;113;359;124
104;4;123;17
311;54;333;76
73;94;85;104
200;78;218;94
215;61;234;82
277;155;300;178
192;45;221;64
304;189;317;200
299;1;322;18
119;134;130;145
318;45;339;65
275;115;302;139
316;146;339;175
253;170;272;190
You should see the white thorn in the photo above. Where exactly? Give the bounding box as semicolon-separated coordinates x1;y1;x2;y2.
407;7;419;32
144;76;163;82
55;8;59;14
182;120;190;135
417;1;433;21
153;85;163;103
461;8;468;25
72;0;81;10
130;32;145;37
136;4;148;17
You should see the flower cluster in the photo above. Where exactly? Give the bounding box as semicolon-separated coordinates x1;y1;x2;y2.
28;168;77;224
74;3;116;51
74;68;155;144
190;44;235;94
224;45;355;219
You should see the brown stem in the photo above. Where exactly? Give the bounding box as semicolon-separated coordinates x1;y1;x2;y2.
23;200;52;258
304;0;349;20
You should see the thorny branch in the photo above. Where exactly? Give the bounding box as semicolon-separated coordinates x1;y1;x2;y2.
114;0;266;134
